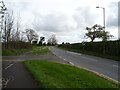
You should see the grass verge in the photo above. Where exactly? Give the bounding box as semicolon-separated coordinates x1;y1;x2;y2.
2;49;30;56
31;46;50;55
23;60;118;88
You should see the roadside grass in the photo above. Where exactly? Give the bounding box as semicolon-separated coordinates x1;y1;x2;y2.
31;46;50;55
2;49;30;56
2;46;50;56
23;60;118;88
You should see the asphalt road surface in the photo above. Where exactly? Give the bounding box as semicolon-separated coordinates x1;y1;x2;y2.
49;46;119;82
2;46;119;88
2;52;68;88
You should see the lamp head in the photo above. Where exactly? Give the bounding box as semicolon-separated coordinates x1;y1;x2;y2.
96;6;99;8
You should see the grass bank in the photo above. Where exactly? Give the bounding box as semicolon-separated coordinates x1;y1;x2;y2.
2;46;50;56
23;60;118;88
31;46;50;55
2;49;30;56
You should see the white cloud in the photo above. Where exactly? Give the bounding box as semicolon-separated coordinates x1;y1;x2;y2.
3;0;119;43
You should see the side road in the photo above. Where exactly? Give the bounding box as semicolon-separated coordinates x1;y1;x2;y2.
2;52;68;88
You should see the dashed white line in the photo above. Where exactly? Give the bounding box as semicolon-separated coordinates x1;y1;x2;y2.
58;56;62;59
63;59;66;61
5;64;14;69
112;65;119;68
66;51;82;55
69;62;74;66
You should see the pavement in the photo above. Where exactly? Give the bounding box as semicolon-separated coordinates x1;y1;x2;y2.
49;46;119;83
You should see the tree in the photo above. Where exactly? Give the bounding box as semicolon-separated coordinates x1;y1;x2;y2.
25;29;38;43
47;34;57;45
2;11;14;42
85;24;112;42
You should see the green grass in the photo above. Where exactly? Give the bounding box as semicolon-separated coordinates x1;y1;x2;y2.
23;60;118;88
31;46;50;55
2;49;30;56
2;46;50;56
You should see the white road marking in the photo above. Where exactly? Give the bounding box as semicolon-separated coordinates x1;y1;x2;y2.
58;56;62;59
4;79;9;86
63;59;66;61
112;65;119;68
67;51;82;55
5;64;13;69
69;62;74;66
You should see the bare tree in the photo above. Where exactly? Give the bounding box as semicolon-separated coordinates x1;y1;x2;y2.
2;11;14;42
47;34;57;45
12;14;21;41
25;29;38;43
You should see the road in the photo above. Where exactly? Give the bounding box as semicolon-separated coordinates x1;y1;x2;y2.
2;53;68;88
49;46;119;83
2;46;119;88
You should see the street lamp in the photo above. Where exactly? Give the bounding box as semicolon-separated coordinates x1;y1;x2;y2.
96;6;105;31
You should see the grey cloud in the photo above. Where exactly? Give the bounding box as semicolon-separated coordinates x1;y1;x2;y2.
73;6;98;28
33;12;76;33
106;2;118;27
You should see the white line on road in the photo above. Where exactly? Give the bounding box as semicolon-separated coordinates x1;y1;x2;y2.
112;65;119;68
63;59;66;61
66;51;82;55
5;64;14;69
69;62;74;66
58;56;62;59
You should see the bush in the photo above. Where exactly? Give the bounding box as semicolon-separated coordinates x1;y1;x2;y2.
58;40;120;60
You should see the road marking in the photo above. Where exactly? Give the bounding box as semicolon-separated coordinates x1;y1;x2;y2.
5;64;13;69
66;51;82;55
63;59;66;61
112;65;119;68
58;56;62;59
2;76;14;87
69;62;74;66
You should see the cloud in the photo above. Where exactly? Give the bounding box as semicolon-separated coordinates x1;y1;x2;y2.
73;6;99;28
3;0;119;43
33;12;77;33
106;2;118;28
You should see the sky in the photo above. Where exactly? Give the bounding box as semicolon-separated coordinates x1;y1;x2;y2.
3;0;119;44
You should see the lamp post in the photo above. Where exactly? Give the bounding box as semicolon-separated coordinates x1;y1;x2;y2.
96;6;105;31
96;6;106;54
